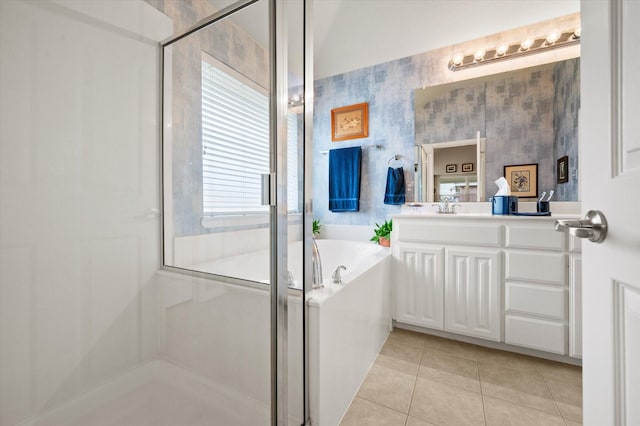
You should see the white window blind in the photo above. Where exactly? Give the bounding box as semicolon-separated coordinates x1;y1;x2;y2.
201;55;299;216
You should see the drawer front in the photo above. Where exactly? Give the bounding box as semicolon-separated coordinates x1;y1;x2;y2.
505;251;566;285
396;220;502;247
505;282;567;320
505;315;567;355
506;222;565;251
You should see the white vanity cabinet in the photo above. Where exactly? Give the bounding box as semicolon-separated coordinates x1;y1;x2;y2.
392;214;582;358
504;221;569;354
392;218;503;341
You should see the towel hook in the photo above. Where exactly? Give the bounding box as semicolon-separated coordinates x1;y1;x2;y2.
388;154;404;167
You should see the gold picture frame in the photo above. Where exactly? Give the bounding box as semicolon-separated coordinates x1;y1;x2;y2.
504;163;538;198
331;102;369;142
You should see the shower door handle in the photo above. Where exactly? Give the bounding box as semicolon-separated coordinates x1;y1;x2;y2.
261;173;275;206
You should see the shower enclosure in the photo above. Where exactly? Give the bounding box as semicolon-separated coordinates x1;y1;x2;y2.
0;0;310;424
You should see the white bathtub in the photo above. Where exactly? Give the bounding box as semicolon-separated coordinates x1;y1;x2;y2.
164;239;392;426
307;240;392;426
191;239;388;291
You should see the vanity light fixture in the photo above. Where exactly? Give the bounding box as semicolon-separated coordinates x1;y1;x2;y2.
449;28;580;71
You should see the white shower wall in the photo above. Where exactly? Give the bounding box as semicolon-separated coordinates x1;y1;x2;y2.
0;1;171;424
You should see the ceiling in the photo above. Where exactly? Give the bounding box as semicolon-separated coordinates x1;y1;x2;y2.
207;0;580;80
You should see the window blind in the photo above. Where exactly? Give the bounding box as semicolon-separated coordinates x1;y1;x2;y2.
201;56;299;216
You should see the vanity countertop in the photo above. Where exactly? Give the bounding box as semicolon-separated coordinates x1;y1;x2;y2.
393;212;580;220
398;201;582;219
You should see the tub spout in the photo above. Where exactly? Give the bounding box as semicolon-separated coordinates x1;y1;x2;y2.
312;238;323;289
332;265;347;284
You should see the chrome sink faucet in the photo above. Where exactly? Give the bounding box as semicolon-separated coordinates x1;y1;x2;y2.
312;238;323;289
432;196;461;214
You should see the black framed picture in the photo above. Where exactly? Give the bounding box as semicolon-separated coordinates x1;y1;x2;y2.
462;163;473;172
557;156;569;183
445;164;457;173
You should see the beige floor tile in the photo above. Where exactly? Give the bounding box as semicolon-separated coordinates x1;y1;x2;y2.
537;360;582;386
340;397;407;426
380;340;423;364
483;396;566;426
565;420;582;426
545;377;582;422
356;363;416;413
418;347;481;393
556;401;582;423
387;328;427;348
421;334;479;360
406;416;438;426
475;346;545;373
375;353;420;376
479;363;558;415
409;378;485;426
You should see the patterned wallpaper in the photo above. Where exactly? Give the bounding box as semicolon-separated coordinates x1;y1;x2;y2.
313;50;580;227
553;59;580;201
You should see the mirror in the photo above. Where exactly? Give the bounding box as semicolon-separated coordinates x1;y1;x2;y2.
414;58;580;202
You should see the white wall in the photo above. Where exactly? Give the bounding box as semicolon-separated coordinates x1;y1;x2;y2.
0;1;171;424
314;0;580;78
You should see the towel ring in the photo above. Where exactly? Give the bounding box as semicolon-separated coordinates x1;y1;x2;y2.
388;155;404;167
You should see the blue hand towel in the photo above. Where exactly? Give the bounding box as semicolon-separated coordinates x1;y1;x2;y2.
329;147;362;212
384;166;405;205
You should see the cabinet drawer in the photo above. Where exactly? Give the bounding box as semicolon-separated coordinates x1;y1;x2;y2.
505;315;567;355
505;251;566;285
505;282;567;320
396;220;502;247
506;222;565;251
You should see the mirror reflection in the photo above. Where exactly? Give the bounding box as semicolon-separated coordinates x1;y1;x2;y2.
414;57;580;202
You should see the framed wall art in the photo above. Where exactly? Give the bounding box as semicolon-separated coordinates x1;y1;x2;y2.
503;163;538;198
445;164;457;173
557;155;569;183
331;102;369;142
462;163;474;172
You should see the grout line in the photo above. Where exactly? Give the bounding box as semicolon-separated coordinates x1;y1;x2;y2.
354;395;409;417
541;373;565;416
406;345;423;419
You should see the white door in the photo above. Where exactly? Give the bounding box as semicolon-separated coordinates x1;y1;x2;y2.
579;1;640;424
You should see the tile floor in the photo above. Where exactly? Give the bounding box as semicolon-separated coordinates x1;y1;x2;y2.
341;328;582;426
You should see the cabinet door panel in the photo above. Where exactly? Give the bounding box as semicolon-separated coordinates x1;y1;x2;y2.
394;244;444;329
445;249;501;341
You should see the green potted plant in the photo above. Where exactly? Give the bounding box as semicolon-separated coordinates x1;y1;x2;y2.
312;219;322;236
371;219;392;247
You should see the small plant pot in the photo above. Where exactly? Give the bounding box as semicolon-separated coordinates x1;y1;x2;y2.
379;237;391;247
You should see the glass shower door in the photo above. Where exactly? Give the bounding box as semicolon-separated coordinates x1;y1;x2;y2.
160;0;305;424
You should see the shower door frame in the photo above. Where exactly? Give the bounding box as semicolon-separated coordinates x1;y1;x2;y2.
159;0;309;424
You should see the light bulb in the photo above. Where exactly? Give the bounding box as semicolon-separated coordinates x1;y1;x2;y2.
452;53;464;66
496;44;508;56
546;31;561;45
473;49;485;61
520;39;534;50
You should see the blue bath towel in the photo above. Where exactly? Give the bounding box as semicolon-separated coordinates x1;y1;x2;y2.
384;166;405;205
329;147;362;212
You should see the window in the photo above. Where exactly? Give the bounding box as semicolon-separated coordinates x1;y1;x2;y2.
201;54;300;217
